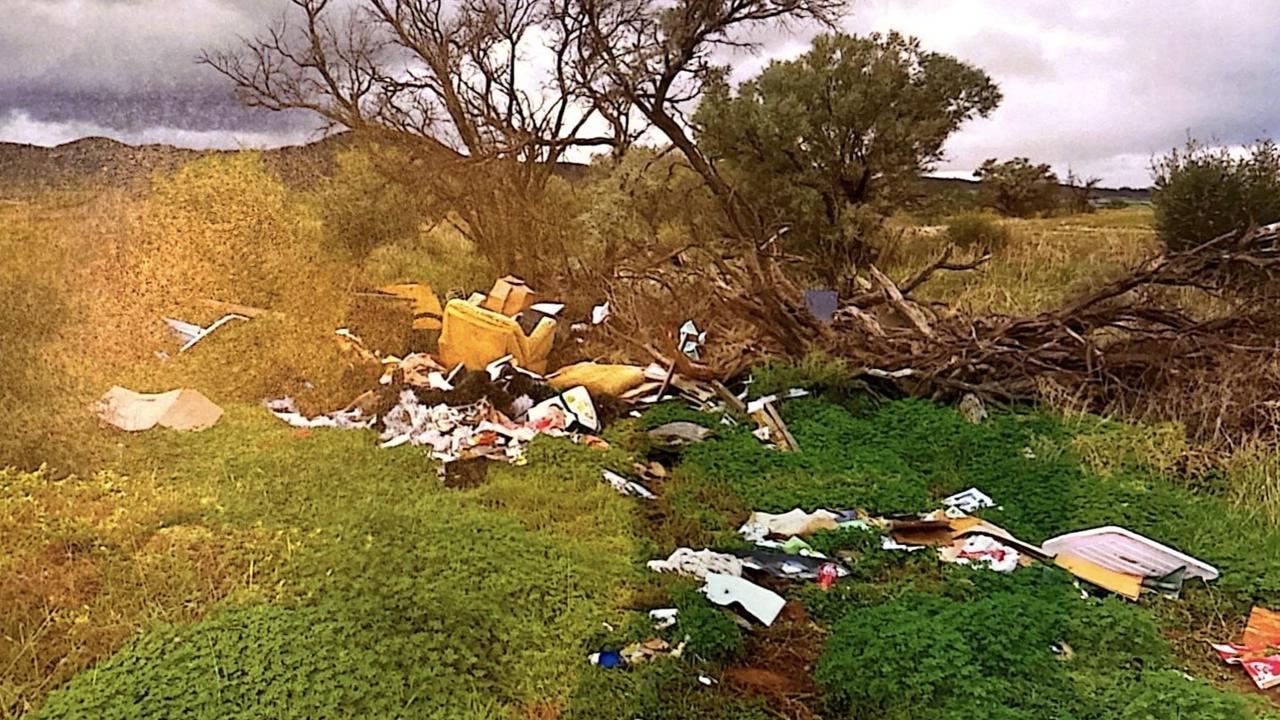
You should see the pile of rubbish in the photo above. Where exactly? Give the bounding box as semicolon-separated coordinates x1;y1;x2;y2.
101;276;805;498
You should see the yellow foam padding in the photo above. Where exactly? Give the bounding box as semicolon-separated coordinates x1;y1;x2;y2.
378;283;444;331
437;299;556;374
1054;553;1142;600
548;362;648;397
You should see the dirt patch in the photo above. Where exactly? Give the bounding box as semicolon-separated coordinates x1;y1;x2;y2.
723;601;827;719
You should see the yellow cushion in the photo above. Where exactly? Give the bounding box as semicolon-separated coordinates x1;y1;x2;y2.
549;362;647;396
378;283;444;331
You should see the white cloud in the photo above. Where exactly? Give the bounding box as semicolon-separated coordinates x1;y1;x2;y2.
0;110;314;149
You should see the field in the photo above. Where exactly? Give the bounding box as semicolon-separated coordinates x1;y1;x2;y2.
5;177;1280;719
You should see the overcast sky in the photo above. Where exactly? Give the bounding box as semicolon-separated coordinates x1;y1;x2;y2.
2;0;1277;187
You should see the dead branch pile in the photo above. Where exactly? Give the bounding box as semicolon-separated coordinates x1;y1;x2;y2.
594;222;1280;443
824;222;1280;440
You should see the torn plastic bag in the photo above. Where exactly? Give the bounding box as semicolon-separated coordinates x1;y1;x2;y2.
701;573;785;627
733;550;849;581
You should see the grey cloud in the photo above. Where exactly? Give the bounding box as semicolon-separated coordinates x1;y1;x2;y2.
4;0;1280;185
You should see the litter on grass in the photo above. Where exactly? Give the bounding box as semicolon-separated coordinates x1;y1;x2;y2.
701;573;786;627
98;386;223;432
1041;526;1219;581
602;469;655;499
739;508;839;539
941;487;995;513
647;548;744;579
1213;607;1280;690
648;421;715;448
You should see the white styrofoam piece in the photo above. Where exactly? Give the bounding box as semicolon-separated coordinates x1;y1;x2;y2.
1041;526;1218;581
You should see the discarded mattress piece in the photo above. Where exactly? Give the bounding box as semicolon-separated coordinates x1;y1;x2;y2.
1212;607;1280;690
647;548;744;579
701;572;786;626
98;386;223;432
1041;526;1219;582
740;508;839;539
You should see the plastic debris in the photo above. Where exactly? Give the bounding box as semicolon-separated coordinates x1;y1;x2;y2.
647;548;744;579
588;650;625;669
98;386;223;432
677;320;706;360
602;469;656;500
737;550;848;581
804;289;838;324
1041;526;1219;582
1212;607;1280;689
818;562;839;589
649;608;679;630
940;534;1020;573
740;508;839;539
647;421;714;448
701;573;786;626
528;385;599;432
591;301;611;325
942;487;995;513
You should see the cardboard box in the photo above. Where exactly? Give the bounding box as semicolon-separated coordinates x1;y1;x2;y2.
482;276;538;316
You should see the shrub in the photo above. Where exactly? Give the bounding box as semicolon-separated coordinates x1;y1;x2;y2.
1152;139;1280;252
974;157;1060;217
945;212;1012;253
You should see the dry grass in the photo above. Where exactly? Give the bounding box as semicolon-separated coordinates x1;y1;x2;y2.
0;467;284;719
883;206;1159;316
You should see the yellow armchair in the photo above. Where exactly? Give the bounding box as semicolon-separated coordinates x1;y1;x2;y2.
437;299;557;374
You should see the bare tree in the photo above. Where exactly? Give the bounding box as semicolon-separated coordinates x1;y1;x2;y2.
205;0;849;345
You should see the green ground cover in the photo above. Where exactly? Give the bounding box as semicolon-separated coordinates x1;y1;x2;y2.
13;394;1280;719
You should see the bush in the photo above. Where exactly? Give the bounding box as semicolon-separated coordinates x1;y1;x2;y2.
974;157;1060;217
945;212;1012;253
1152;139;1280;252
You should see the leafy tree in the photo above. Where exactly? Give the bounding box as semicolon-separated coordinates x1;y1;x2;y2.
1151;138;1280;252
695;32;1000;283
974;157;1060;217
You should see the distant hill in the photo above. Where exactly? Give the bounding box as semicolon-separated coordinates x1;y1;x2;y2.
0;133;359;194
0;133;1151;204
